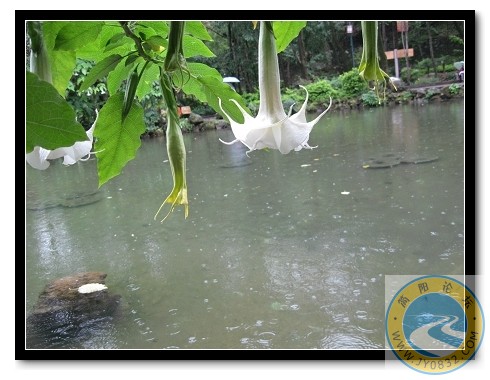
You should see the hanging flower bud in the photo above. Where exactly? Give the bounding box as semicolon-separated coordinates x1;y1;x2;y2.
154;69;189;222
358;21;395;102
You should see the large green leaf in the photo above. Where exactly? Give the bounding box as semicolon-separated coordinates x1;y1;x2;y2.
94;92;146;187
170;62;221;90
185;21;213;41
187;62;221;79
183;35;215;58
26;71;87;153
42;22;76;96
80;54;123;91
107;55;139;96
54;22;104;51
178;63;248;122
181;75;249;123
273;21;307;53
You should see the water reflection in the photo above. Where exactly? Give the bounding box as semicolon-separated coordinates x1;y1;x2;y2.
26;101;464;349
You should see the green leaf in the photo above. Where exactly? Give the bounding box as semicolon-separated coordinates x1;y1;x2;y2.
50;50;76;96
185;21;213;41
80;54;123;91
273;21;307;53
104;33;133;53
54;22;104;51
94;92;146;187
137;21;169;38
179;64;247;122
145;35;167;52
76;25;131;62
187;62;221;79
105;32;126;46
182;75;249;123
135;63;160;99
182;35;215;58
26;71;87;153
107;56;139;96
42;22;76;96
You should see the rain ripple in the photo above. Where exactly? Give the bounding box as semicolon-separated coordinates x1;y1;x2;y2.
320;332;382;349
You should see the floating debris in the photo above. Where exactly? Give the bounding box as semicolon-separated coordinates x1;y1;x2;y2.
362;152;438;169
27;190;104;211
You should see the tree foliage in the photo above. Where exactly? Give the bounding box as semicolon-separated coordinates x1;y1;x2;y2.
202;20;464;90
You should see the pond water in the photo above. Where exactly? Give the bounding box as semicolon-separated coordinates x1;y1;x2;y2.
25;100;465;349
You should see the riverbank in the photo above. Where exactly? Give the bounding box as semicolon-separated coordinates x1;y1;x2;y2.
328;81;464;112
142;81;464;138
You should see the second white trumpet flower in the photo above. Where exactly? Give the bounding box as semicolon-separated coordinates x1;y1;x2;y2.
219;21;331;155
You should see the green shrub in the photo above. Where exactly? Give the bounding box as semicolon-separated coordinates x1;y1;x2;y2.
416;58;433;74
338;68;368;98
282;87;304;103
424;89;438;100
241;91;260;115
66;59;108;129
179;118;194;133
304;80;338;104
399;91;413;102
191;103;216;116
414;75;440;86
448;83;461;95
281;87;306;113
361;91;380;107
400;67;422;83
329;76;342;91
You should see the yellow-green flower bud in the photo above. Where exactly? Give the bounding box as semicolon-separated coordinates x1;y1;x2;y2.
154;69;189;222
358;21;394;102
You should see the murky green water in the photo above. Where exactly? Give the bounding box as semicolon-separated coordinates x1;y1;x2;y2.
25;100;464;349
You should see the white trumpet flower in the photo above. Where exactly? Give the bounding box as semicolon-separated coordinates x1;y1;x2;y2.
26;111;98;170
219;21;331;155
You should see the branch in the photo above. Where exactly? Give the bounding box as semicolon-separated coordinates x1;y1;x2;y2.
119;21;159;64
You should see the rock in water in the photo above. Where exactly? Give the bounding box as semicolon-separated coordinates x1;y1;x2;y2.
26;272;121;349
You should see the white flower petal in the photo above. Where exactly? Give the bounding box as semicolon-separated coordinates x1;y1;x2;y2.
25;147;51;170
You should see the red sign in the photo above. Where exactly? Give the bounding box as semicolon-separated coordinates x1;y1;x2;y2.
177;106;192;117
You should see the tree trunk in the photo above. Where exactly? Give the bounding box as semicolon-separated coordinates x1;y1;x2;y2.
378;23;388;73
400;26;411;83
296;30;308;79
380;21;388;52
426;21;437;75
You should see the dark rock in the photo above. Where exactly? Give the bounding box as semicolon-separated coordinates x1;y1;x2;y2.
215;120;231;130
202;120;217;130
26;272;121;348
188;113;204;125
